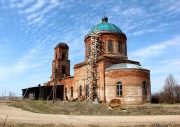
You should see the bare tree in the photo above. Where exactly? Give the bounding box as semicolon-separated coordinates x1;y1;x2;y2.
163;74;177;103
174;84;180;103
153;74;180;104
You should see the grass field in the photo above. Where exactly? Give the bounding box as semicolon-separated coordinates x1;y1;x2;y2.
0;99;180;127
9;99;180;115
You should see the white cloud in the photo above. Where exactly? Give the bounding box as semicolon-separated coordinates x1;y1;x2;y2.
130;35;180;59
24;0;46;13
0;38;53;81
26;12;40;21
130;20;180;36
148;58;180;93
149;58;180;75
50;0;59;5
159;58;180;65
8;0;60;26
146;0;180;21
27;16;45;25
122;7;144;16
12;47;42;74
9;0;34;8
110;6;121;13
25;0;60;25
160;0;180;17
131;28;158;36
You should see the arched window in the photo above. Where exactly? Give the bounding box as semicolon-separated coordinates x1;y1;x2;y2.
108;40;113;52
118;42;122;53
86;85;89;98
62;65;66;74
71;86;73;97
117;82;122;96
143;81;147;98
79;85;82;96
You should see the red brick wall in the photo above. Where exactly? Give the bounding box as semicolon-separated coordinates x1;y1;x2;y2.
59;77;74;100
85;33;127;59
49;60;151;104
73;60;106;101
105;69;150;104
74;65;87;99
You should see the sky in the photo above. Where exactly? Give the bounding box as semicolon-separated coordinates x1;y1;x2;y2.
0;0;180;97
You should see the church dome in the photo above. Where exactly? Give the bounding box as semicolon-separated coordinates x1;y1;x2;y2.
55;42;69;49
88;17;123;34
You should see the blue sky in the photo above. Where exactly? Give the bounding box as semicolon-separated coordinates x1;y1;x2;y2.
0;0;180;97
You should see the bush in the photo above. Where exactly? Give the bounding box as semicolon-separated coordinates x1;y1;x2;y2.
109;99;121;108
151;95;159;104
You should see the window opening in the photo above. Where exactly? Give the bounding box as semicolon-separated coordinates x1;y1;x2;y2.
71;86;73;97
143;81;147;98
118;42;122;53
117;82;122;96
108;40;113;52
62;52;66;60
64;87;67;96
62;65;66;74
86;85;89;98
79;85;82;96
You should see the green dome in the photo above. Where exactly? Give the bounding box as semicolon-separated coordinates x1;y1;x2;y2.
89;17;123;34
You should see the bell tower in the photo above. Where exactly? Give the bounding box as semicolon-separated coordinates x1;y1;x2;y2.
50;42;70;81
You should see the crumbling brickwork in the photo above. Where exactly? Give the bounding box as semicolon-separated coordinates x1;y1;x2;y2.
25;17;151;104
105;69;150;104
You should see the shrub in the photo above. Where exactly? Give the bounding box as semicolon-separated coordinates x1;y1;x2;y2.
108;99;121;108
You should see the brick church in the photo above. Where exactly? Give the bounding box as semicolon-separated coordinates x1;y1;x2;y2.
23;17;151;104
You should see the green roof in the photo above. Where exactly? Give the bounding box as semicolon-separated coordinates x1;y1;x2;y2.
88;17;123;34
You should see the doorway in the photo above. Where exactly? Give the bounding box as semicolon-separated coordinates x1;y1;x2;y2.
56;85;64;100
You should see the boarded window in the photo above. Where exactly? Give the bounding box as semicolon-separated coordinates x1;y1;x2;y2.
79;85;82;96
108;40;113;52
71;86;73;97
117;82;122;96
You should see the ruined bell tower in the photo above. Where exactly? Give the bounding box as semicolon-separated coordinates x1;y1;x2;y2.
50;42;70;82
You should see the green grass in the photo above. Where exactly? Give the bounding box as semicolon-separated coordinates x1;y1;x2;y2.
9;99;180;115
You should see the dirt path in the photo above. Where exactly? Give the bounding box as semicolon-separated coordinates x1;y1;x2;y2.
0;103;180;127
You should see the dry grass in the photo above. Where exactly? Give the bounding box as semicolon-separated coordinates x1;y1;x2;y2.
9;99;116;115
3;123;180;127
2;123;75;127
9;99;180;115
